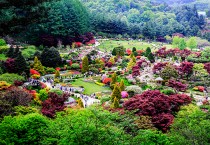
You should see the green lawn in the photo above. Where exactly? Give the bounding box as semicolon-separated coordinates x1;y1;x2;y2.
71;78;111;95
97;40;172;52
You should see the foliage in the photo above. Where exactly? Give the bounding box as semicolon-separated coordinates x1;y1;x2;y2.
4;58;16;73
125;85;142;95
153;62;168;74
111;97;120;108
41;47;62;67
71;63;80;70
178;38;186;50
110;72;117;89
169;104;210;145
41;92;69;118
167;80;187;92
14;106;39;116
77;98;84;108
45;67;56;74
54;70;60;79
193;63;208;76
0;113;50;145
132;65;140;77
49;89;63;96
112;46;125;56
187;37;197;50
160;64;178;81
15;52;29;75
124;90;191;131
33;56;45;75
82;56;89;73
179;61;194;78
0;46;9;54
6;46;14;58
22;46;37;60
134;116;156;130
204;62;210;74
0;73;25;84
119;79;125;91
127;55;136;70
39;89;48;102
111;84;121;103
0;81;11;90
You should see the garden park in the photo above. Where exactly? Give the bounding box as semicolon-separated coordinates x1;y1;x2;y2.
0;0;210;144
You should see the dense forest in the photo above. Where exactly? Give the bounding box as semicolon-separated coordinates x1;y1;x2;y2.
0;0;209;45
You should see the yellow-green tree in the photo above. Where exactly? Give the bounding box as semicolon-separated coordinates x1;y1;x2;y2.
127;56;136;70
111;84;121;102
120;79;125;91
112;97;119;108
33;56;45;75
109;57;115;64
82;56;89;73
77;98;84;108
110;72;117;89
54;70;60;78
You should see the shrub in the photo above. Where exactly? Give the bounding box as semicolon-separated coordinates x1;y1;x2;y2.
41;93;69;118
161;89;175;95
0;39;6;46
46;67;56;74
71;63;80;70
0;81;11;90
0;73;25;84
49;89;63;95
0;46;9;54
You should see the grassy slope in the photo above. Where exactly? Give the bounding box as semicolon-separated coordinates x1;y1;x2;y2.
71;78;111;95
97;40;172;52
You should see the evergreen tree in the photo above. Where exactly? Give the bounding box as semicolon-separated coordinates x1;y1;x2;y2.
111;84;121;102
77;98;84;108
178;38;187;50
41;47;62;68
110;72;117;89
6;46;14;58
82;56;89;73
120;79;125;91
145;47;152;57
132;47;136;52
127;56;136;70
15;52;28;75
148;53;155;63
33;56;45;75
112;97;119;108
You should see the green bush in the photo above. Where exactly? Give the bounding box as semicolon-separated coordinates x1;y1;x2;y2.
71;63;80;70
161;89;175;95
0;39;6;46
0;45;9;54
22;46;36;59
49;89;63;95
45;67;56;74
0;73;25;84
0;54;7;61
39;89;48;101
14;106;39;115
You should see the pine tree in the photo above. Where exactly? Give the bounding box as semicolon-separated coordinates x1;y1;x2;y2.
15;52;27;74
120;79;125;91
145;47;151;57
127;56;136;70
112;97;119;108
110;72;117;89
33;56;45;75
111;84;121;102
82;56;89;73
6;46;14;58
148;53;155;63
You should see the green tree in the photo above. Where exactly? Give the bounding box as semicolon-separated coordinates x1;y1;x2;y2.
145;47;152;57
39;89;48;102
178;38;186;50
6;46;14;58
0;113;49;145
82;56;89;73
160;64;178;81
111;84;121;102
41;47;62;68
172;36;180;48
110;72;117;88
15;52;28;75
169;104;210;145
187;37;197;51
33;56;45;75
148;52;155;63
120;79;125;91
112;97;119;108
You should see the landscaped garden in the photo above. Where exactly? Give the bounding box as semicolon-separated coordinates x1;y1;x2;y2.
0;0;210;144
